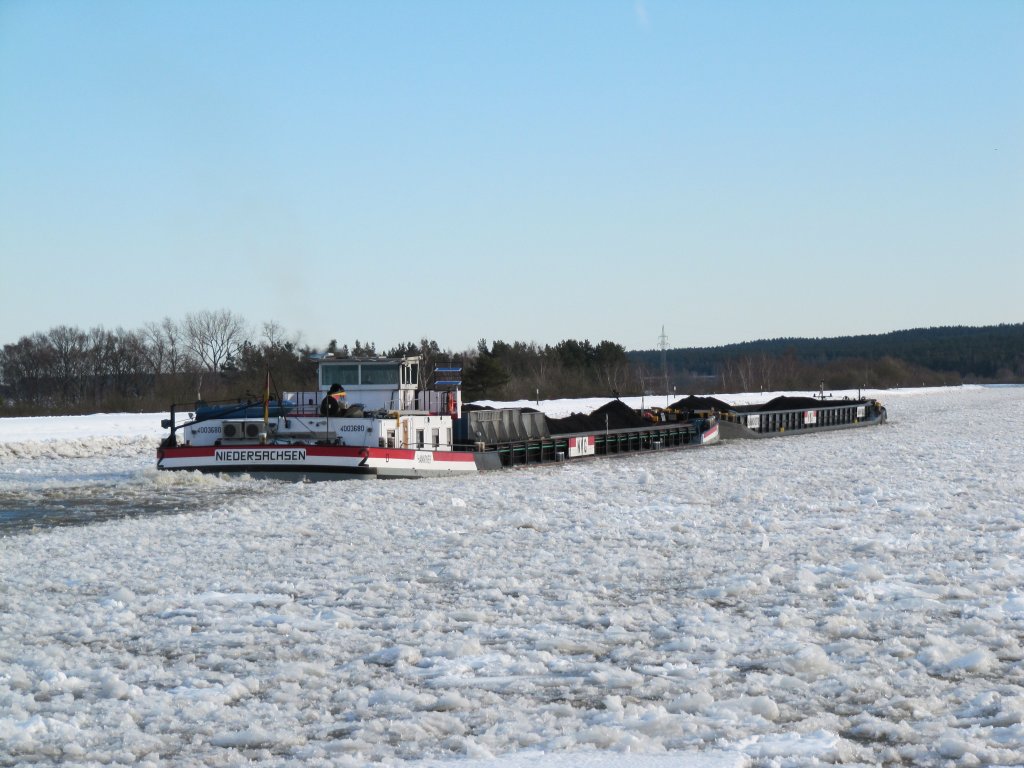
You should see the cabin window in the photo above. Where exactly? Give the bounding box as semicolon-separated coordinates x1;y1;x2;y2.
361;364;400;385
416;429;424;448
401;362;419;385
386;430;395;448
432;428;440;448
321;363;359;388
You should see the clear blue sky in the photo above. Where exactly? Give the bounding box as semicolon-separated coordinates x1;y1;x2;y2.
2;1;1021;354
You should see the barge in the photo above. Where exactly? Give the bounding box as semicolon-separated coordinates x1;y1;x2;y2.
669;393;887;439
157;355;719;479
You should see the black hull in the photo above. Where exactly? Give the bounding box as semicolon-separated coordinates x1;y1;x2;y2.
717;412;886;439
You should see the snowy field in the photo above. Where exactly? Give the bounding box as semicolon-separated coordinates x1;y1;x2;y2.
1;386;1023;766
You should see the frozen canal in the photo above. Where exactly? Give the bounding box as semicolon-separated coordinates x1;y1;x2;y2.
1;387;1023;766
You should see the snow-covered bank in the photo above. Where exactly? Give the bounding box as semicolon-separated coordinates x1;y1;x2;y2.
1;386;1023;766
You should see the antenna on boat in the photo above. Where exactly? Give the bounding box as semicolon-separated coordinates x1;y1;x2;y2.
659;325;669;402
260;370;271;443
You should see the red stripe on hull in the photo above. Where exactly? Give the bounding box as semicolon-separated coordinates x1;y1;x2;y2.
158;444;477;462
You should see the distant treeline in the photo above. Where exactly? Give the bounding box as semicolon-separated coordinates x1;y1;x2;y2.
0;310;636;415
631;323;1024;393
2;315;1021;416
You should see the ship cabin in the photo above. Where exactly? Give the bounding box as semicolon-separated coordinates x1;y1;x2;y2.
285;355;460;418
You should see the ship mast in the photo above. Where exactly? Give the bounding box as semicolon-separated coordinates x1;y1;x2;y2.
659;325;669;402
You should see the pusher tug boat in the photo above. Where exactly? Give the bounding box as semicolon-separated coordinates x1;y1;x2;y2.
157;355;720;480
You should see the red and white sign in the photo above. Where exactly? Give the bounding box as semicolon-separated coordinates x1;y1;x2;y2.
567;435;595;458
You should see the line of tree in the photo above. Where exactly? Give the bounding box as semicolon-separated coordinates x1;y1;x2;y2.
461;338;637;401
3;315;1021;416
0;311;323;416
0;310;637;415
631;323;1024;393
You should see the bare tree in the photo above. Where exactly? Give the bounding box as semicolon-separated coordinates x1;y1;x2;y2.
721;353;779;393
97;327;148;401
48;325;90;403
1;333;55;405
142;317;187;376
757;351;776;392
183;309;250;373
262;320;287;349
